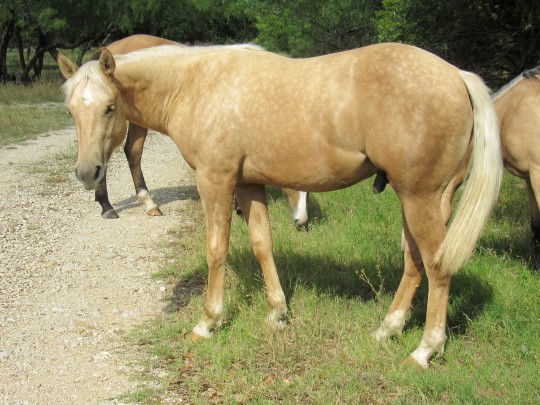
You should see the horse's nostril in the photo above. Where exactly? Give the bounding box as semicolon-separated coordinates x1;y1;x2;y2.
94;165;102;181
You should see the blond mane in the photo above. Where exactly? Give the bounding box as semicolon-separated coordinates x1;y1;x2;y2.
492;73;525;101
114;43;265;63
62;43;265;102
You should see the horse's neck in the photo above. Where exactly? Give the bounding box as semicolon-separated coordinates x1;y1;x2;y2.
116;60;181;135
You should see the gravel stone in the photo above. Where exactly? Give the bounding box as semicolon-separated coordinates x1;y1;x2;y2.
0;128;195;404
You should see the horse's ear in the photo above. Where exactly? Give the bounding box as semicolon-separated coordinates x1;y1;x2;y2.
99;48;116;80
57;52;79;79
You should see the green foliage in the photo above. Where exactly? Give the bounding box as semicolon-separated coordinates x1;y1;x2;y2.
2;0;539;86
374;0;540;87
243;0;379;56
376;0;415;43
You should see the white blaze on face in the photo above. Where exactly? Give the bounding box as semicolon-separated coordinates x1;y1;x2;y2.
82;87;95;106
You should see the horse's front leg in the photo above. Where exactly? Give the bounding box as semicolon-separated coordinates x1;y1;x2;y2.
191;172;235;340
236;184;287;328
95;172;119;219
124;123;162;216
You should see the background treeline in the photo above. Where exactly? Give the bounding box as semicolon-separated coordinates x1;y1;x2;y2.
1;0;539;87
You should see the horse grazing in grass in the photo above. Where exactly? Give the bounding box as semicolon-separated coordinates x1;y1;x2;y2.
493;67;540;243
57;42;502;368
83;34;310;226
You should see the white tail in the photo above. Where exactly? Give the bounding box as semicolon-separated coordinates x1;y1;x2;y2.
436;71;503;275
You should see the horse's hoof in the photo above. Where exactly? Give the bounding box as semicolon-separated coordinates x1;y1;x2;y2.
184;330;207;342
401;355;429;370
102;209;119;219
147;207;163;216
267;309;288;330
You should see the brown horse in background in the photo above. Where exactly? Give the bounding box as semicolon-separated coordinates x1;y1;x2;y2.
57;42;502;368
87;35;309;225
493;67;540;243
89;34;177;218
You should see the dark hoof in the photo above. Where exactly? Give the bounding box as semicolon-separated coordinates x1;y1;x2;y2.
147;207;163;216
102;209;119;219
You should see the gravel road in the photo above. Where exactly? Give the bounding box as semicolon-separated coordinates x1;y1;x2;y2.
0;128;195;404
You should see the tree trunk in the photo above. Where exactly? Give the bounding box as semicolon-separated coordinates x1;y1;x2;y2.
76;40;92;66
15;27;26;71
0;15;16;82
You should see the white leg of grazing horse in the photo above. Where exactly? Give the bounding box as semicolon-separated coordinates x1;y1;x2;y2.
283;188;309;227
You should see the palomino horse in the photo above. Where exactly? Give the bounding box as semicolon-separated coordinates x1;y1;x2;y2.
493;66;540;243
86;34;310;226
57;42;502;368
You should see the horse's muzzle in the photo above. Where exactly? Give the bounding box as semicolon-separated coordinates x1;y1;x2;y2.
74;163;105;190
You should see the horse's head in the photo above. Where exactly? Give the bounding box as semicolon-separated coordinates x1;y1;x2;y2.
58;49;127;190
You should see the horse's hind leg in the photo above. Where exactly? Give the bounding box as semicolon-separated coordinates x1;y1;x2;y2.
374;207;423;341
375;167;466;342
406;196;450;368
124;123;162;216
388;194;450;369
235;184;287;327
95;172;119;219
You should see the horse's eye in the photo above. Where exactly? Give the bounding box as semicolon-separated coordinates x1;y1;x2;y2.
67;110;72;116
105;105;115;115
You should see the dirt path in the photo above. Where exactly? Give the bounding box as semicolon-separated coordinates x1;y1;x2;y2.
0;129;194;404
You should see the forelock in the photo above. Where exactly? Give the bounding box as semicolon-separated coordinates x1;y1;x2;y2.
62;61;112;103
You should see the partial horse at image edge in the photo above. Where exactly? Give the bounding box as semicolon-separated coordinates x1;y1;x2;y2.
493;66;540;244
57;42;503;369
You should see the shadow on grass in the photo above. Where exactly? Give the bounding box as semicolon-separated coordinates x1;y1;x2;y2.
482;230;540;271
166;242;495;339
482;176;540;270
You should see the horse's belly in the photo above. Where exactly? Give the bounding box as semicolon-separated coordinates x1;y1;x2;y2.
241;150;377;192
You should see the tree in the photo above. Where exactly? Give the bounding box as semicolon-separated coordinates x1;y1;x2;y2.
236;0;380;57
0;0;116;81
376;0;540;87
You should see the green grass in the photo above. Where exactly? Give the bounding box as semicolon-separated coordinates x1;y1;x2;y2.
0;103;72;147
129;174;540;404
0;48;94;147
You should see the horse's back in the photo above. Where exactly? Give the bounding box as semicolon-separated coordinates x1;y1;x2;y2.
207;43;473;193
